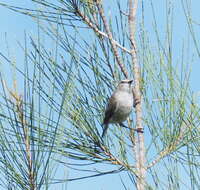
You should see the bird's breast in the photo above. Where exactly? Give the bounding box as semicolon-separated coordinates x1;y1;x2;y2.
109;91;133;123
115;92;133;109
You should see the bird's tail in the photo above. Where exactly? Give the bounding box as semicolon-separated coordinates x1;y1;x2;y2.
102;124;109;138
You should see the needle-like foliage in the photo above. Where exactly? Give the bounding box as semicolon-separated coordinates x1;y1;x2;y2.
0;0;200;190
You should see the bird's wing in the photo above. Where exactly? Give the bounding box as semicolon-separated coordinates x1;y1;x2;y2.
103;93;118;125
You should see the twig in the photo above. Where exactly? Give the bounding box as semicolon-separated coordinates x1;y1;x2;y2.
147;120;188;169
99;144;138;175
4;80;36;190
96;3;129;78
76;9;131;55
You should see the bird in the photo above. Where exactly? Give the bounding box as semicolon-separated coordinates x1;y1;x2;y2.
102;79;134;138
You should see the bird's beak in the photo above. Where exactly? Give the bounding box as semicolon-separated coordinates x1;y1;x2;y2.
128;79;133;84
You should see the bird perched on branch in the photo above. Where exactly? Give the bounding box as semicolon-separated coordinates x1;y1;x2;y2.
102;79;134;138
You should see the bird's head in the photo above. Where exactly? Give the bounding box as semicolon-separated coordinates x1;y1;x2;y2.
117;79;133;92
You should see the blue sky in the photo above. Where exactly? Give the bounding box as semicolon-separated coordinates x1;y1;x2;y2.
0;0;200;190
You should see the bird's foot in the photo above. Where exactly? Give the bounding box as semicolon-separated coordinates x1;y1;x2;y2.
134;98;140;107
135;128;144;133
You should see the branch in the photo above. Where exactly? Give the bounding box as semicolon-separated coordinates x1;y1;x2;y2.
3;80;36;189
128;0;145;189
147;120;188;169
76;8;131;55
99;144;139;177
97;3;129;78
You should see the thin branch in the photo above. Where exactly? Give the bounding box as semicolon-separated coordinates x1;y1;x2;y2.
76;8;131;55
3;81;36;190
97;3;129;78
147;120;188;169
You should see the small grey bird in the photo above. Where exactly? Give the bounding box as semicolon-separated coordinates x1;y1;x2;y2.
102;79;134;137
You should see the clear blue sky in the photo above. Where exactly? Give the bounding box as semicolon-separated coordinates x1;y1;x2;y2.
0;1;200;190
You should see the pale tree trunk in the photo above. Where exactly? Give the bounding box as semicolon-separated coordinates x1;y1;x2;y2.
128;0;146;189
